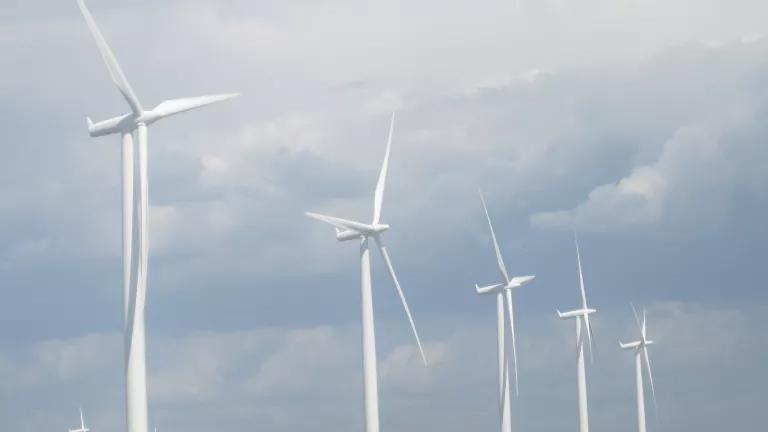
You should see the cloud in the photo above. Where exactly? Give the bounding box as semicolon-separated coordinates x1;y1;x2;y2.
531;126;719;230
1;302;764;432
2;2;768;431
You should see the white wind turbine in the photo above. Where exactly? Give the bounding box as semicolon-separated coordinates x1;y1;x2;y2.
306;113;427;432
474;191;535;432
556;236;597;432
76;2;238;432
620;304;658;432
68;407;90;432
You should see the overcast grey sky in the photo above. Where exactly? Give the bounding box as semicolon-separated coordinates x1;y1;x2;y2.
1;0;767;431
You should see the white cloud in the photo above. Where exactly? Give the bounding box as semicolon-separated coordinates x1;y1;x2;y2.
531;125;730;230
0;302;765;432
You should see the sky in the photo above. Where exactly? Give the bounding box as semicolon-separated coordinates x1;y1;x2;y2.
1;0;767;431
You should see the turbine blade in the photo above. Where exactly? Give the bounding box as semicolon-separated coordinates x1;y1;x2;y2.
631;302;643;334
80;407;85;428
504;289;519;396
373;112;395;225
574;234;588;309
476;282;505;295
643;346;658;416
575;317;585;360
642;309;648;340
479;190;509;284
149;94;240;120
77;0;143;114
584;313;595;364
509;275;536;287
499;353;508;421
305;212;370;233
374;236;428;366
500;354;510;423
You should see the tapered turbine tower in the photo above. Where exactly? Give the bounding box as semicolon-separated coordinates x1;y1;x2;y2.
620;304;658;432
556;236;596;432
474;191;535;432
76;2;238;432
306;113;427;432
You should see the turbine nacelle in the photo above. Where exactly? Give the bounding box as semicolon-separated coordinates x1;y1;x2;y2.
306;212;391;241
556;307;597;320
619;340;642;350
475;275;536;295
335;224;390;241
619;339;654;350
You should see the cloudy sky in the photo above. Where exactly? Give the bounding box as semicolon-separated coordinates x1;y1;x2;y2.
1;0;768;431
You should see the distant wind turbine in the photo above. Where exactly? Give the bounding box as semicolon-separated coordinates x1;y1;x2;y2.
556;236;597;432
306;113;427;432
68;407;90;432
474;191;535;432
620;304;658;432
76;2;238;432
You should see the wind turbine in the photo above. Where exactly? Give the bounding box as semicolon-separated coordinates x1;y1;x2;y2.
306;113;427;432
68;407;90;432
556;236;596;432
76;2;238;432
620;304;658;432
474;191;535;432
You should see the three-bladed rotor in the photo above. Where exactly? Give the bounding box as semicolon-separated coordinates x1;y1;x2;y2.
306;113;428;366
77;0;239;137
620;304;658;413
557;235;597;363
474;190;536;397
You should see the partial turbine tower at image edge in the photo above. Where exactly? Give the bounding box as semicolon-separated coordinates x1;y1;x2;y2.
76;1;238;432
474;190;535;432
620;304;659;432
556;236;597;432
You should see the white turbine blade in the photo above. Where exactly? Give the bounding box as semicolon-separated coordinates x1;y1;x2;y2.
509;275;536;288
643;346;658;415
373;112;395;225
80;407;85;428
149;94;240;120
479;190;509;284
575;317;585;360
305;212;370;233
504;289;519;396
475;282;504;295
574;234;588;309
500;355;510;422
642;309;648;340
583;313;595;364
500;352;507;407
374;237;428;366
631;302;643;334
77;0;143;114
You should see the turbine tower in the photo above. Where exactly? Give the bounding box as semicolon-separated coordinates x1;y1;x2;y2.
556;236;596;432
68;407;90;432
620;304;658;432
474;191;535;432
76;2;238;432
306;113;427;432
